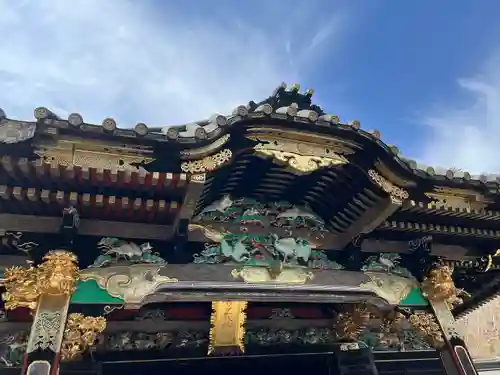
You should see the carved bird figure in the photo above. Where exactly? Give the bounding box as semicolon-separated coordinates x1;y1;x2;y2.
378;253;400;272
197;195;237;218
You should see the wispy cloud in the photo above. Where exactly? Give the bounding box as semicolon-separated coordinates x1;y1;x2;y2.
418;50;500;174
0;0;345;126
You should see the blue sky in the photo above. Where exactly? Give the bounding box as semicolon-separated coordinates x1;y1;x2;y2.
1;0;500;173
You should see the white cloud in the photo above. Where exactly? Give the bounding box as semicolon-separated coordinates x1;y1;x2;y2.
0;0;344;126
419;52;500;174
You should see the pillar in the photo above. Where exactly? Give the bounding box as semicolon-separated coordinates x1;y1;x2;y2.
421;265;479;375
24;251;79;375
2;250;79;375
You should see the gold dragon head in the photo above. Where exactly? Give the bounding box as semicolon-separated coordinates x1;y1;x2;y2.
2;265;39;310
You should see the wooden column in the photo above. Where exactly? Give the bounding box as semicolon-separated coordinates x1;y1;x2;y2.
430;300;478;375
172;173;206;257
2;251;79;375
421;265;479;375
173;173;206;233
23;251;79;375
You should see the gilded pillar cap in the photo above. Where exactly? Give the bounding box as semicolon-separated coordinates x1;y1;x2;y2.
42;250;78;264
38;250;79;296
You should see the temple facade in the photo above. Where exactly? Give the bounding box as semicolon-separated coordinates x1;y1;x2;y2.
0;83;498;375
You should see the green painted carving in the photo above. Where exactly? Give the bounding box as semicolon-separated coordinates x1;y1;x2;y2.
244;324;432;352
193;233;343;270
89;237;166;268
360;252;426;306
245;327;334;346
93;326;432;354
269;233;311;263
308;250;345;270
400;287;429;306
101;330;207;352
359;328;432;351
195;196;327;232
70;280;124;304
0;332;28;367
362;253;413;278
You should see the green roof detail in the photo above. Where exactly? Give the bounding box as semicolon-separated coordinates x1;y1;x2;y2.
70;280;123;304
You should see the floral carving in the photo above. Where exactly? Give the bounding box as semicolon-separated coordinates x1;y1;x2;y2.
333;304;370;341
407;311;444;349
181;149;232;173
61;313;106;361
367;169;409;204
100;330;208;352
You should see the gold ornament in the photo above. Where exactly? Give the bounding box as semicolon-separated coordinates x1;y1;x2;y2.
2;265;39;310
1;250;79;311
421;265;469;307
35;146;153;172
181;149;232;173
379;310;404;333
61;313;107;361
367;169;409;204
37;251;79;296
408;311;445;349
334;304;370;341
254;139;348;175
208;301;247;355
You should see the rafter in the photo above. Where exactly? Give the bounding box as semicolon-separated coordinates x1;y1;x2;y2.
335;195;401;249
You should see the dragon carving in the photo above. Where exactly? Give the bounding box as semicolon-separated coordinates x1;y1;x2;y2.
2;266;39;310
421;265;469;307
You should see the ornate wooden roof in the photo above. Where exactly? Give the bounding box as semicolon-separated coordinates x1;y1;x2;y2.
1;82;500;315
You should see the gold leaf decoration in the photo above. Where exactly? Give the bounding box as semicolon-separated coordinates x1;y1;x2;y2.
2;250;79;311
253;139;348;175
368;169;409;204
181;149;232;173
421;265;469;308
61;313;107;361
408;311;445;349
2;265;39;310
208;301;247;355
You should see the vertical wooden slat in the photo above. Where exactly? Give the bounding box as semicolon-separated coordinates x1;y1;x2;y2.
151;172;160;189
107;196;116;218
12;187;23;201
0;185;12;199
18;158;31;177
27;188;38;202
165;172;174;188
1;156;15;178
138;169;147;186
